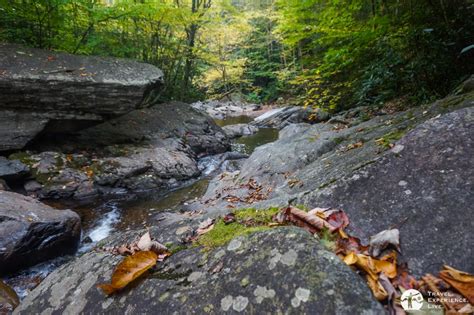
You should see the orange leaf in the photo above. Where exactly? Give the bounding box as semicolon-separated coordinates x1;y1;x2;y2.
439;265;474;304
98;251;157;295
366;275;388;301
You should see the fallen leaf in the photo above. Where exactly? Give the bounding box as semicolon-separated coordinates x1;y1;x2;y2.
196;218;215;236
369;229;400;257
379;273;405;315
223;213;236;224
325;209;349;230
276;206;336;234
343;252;397;279
366;274;388;301
137;232;168;255
439;265;474;304
0;279;19;313
336;235;368;255
98;251;157;295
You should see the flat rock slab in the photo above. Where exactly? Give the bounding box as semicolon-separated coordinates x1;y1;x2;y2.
15;227;384;314
0;157;29;181
0;191;81;275
302;107;474;276
0;43;164;151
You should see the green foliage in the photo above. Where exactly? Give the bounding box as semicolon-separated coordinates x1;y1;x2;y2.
0;0;472;106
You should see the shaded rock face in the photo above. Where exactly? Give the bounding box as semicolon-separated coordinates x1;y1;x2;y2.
10;102;230;200
0;191;81;275
0;157;29;182
73;101;230;156
187;88;473;277
15;227;384;314
0;43;164;151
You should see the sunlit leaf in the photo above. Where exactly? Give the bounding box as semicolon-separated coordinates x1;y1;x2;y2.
98;251;158;295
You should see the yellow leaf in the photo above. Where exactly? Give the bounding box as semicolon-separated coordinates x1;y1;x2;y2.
439;265;474;304
366;275;388;301
98;251;157;295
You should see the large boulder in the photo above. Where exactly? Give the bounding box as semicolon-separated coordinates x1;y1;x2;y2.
0;43;164;151
15;227;384;314
0;191;81;275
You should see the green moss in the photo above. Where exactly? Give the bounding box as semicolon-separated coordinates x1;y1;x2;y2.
197;220;270;250
317;228;337;251
333;137;345;145
234;207;280;223
375;128;407;148
9;151;36;166
168;244;188;255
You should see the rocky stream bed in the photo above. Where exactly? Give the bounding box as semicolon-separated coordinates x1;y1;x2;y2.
0;44;473;314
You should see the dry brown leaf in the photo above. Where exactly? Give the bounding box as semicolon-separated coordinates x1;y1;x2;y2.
277;206;336;234
98;251;157;295
137;232;168;255
439;265;474;304
0;279;19;313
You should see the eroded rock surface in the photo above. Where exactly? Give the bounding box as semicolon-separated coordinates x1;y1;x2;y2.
15;227;384;314
0;43;164;151
0;191;81;275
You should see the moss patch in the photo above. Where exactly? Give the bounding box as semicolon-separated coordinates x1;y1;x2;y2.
196;207;280;250
375;128;407;148
197;220;270;250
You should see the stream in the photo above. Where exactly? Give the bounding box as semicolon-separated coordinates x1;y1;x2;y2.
3;115;278;299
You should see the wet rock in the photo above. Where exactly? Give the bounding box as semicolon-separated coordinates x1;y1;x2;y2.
222;124;259;139
0;157;29;182
0;191;81;275
15;227;384;314
252;106;329;129
0;43;163;151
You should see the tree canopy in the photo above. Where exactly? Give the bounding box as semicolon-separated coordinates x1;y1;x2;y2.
1;0;473;110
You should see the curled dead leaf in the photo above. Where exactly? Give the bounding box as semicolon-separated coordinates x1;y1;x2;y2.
98;251;157;295
439;265;474;304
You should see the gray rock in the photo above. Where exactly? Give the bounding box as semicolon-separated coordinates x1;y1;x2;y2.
73;101;230;156
191;100;260;120
0;191;81;275
222;124;259;139
0;157;29;181
190;85;473;277
15;227;384;314
0;43;164;151
252;106;329;129
301;107;474;276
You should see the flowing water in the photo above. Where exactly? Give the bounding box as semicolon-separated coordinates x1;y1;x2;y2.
3;114;279;298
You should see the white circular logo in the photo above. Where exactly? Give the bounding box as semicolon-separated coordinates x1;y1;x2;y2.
401;289;424;311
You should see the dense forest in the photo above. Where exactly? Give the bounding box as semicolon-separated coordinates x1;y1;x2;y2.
1;0;473;110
